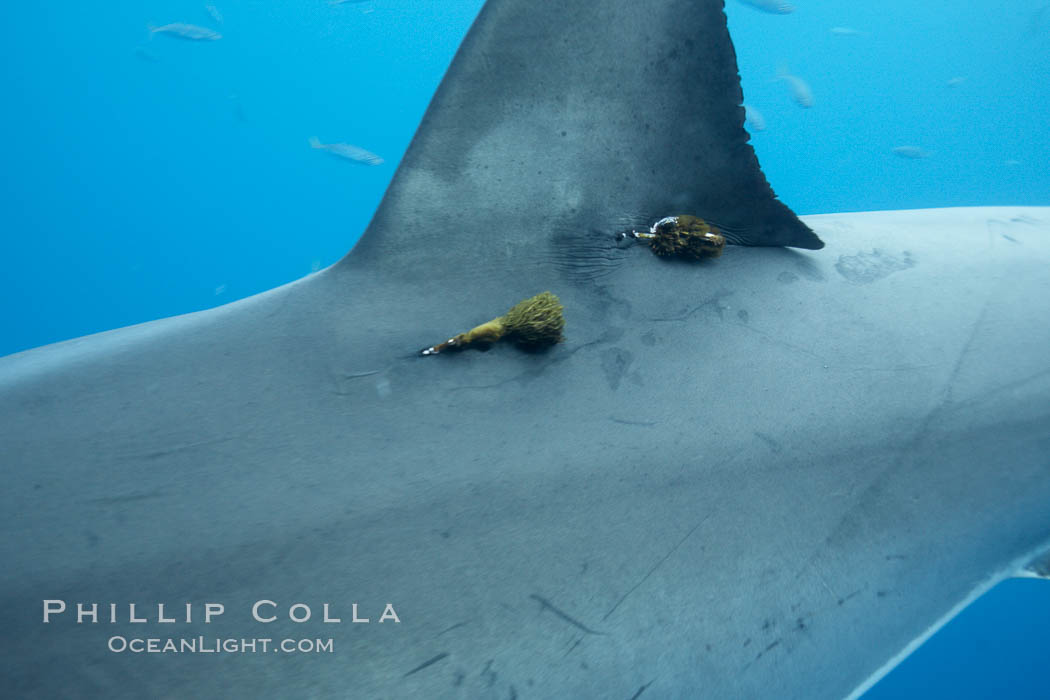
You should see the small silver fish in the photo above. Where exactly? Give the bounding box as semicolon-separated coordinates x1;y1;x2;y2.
743;104;767;132
205;4;224;24
775;67;813;108
309;137;384;166
892;146;931;159
738;0;794;13
946;76;967;87
149;23;222;41
329;0;371;5
829;27;865;36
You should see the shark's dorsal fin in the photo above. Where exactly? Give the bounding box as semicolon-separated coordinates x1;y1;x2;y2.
347;0;822;280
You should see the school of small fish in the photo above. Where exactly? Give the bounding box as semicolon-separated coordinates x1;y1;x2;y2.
139;1;1026;183
141;4;385;169
733;5;1006;165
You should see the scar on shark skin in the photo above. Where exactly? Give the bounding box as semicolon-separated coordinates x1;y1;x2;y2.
529;594;607;636
629;679;657;700
403;652;450;677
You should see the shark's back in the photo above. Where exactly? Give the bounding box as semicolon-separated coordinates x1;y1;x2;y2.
1;0;1048;697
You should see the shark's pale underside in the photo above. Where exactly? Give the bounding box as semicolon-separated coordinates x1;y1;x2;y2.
2;1;1049;698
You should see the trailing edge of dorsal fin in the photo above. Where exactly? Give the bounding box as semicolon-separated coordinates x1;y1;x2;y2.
344;0;822;281
1017;549;1050;579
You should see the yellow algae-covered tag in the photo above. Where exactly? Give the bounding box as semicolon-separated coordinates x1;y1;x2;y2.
421;292;565;356
622;215;726;260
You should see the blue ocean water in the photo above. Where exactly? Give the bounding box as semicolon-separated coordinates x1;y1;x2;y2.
1;0;1047;696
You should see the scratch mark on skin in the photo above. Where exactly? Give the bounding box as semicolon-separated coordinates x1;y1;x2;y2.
728;322;829;363
837;589;862;606
331;367;390;396
744;639;783;671
403;652;449;677
628;679;656;699
563;637;583;657
805;280;1004;578
610;417;658;427
753;431;782;454
645;290;732;323
946;367;1050;417
841;363;939;373
117;435;242;462
816;570;837;599
435;622;468;638
86;489;165;506
603;514;712;621
481;659;497;687
341;369;381;379
447;335;611;393
530;594;607;635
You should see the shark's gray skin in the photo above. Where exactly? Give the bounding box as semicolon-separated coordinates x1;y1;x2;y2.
1;1;1049;699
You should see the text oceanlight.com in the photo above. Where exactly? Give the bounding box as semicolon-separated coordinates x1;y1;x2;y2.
107;637;334;654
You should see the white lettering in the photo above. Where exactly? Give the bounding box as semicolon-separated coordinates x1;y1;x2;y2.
108;636;127;652
42;600;66;623
157;604;175;623
204;603;224;623
323;603;340;623
252;600;276;623
289;603;311;623
129;604;146;623
379;604;400;623
76;603;98;624
352;603;369;623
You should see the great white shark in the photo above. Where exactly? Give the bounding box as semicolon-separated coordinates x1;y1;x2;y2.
2;0;1049;698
